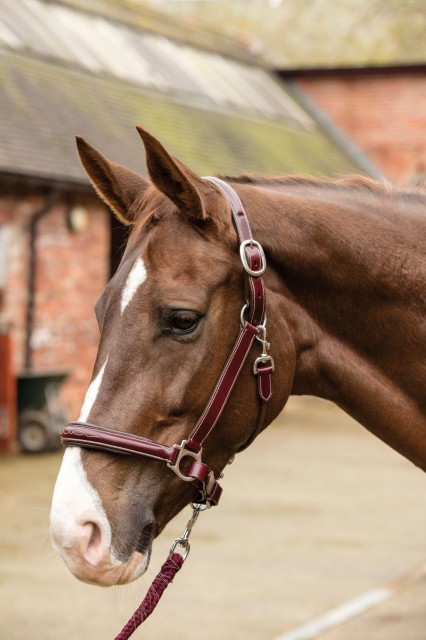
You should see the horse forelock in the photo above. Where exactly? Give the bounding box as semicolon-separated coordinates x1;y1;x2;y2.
128;184;173;235
126;180;236;250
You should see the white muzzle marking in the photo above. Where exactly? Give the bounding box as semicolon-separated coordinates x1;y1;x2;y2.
50;446;111;551
51;358;121;584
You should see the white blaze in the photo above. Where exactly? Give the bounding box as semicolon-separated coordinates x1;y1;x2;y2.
50;258;151;583
78;358;108;422
121;257;147;315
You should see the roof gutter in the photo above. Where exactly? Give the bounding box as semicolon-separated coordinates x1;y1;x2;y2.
25;189;56;371
283;80;389;182
278;64;426;78
0;170;92;194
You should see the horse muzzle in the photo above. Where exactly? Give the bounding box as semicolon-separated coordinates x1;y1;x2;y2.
50;447;151;586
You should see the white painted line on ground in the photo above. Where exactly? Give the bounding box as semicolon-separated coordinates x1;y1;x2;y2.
271;563;426;640
271;587;393;640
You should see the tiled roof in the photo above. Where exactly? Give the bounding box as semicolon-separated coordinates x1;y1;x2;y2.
0;0;363;185
150;0;426;69
0;52;361;183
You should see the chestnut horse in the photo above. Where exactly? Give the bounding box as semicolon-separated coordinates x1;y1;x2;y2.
51;127;426;588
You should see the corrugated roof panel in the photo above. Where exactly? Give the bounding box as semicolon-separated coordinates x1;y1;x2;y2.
216;58;277;116
242;67;314;127
77;15;137;77
174;46;229;106
196;53;250;109
35;4;104;71
0;2;41;52
124;33;169;89
141;35;204;96
0;15;22;49
88;18;161;88
23;0;79;60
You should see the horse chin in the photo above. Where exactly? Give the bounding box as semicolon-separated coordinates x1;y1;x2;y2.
115;550;151;585
57;547;151;587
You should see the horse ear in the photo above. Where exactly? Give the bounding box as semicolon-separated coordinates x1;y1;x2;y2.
136;126;210;221
76;137;148;225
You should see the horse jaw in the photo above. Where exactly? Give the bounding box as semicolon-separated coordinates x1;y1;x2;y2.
50;447;151;586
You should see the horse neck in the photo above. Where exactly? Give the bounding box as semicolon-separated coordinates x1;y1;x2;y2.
238;181;426;470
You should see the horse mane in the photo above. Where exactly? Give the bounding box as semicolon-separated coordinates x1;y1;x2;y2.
128;174;425;241
219;174;426;200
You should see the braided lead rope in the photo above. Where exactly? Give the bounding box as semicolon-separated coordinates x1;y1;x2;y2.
114;505;205;639
114;553;184;640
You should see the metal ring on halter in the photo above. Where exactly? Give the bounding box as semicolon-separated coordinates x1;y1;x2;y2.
190;501;211;511
240;303;249;327
255;322;269;345
241;305;268;334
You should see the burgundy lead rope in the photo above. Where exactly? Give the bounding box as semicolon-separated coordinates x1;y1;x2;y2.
114;502;204;639
114;553;184;640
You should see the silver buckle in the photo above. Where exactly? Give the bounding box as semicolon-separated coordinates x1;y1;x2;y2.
253;355;275;375
167;440;202;482
239;240;266;276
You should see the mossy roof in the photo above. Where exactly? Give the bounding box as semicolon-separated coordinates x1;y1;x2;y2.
0;51;361;185
0;0;366;186
152;0;426;69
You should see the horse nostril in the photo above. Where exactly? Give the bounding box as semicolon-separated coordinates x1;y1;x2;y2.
82;521;104;565
135;522;155;555
88;521;101;545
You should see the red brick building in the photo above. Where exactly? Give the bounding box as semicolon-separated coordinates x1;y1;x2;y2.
281;68;426;187
0;0;366;450
153;0;426;186
2;186;110;421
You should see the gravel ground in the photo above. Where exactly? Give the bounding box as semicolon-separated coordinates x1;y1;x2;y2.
1;397;425;640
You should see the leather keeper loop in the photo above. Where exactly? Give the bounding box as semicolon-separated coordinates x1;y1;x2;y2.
256;364;273;403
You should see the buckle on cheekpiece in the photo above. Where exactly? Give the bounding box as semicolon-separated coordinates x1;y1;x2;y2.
240;239;267;276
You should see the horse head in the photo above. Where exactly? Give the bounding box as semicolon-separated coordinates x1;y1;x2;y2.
50;129;294;586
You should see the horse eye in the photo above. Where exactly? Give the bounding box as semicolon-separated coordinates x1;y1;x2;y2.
169;310;201;335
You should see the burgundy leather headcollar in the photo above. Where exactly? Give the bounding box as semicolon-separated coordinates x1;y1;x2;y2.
60;177;274;506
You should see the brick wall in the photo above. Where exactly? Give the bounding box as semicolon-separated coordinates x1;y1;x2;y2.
1;187;110;420
294;70;426;186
